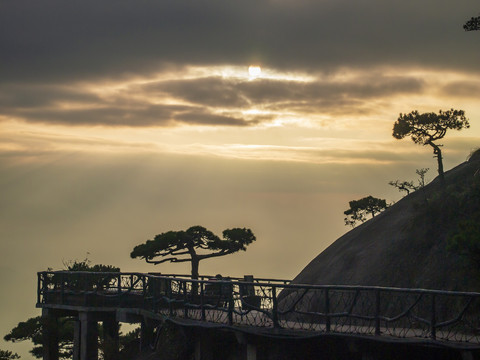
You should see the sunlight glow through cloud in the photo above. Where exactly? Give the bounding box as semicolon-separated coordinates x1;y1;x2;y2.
1;65;479;166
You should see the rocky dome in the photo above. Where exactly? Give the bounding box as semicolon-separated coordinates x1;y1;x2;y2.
290;149;480;291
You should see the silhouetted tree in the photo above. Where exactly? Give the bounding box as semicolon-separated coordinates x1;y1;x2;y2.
131;225;256;279
63;258;120;273
389;168;430;196
464;16;480;31
393;109;469;187
344;196;388;227
0;350;20;360
5;318;139;360
415;168;430;189
4;316;72;359
388;180;416;195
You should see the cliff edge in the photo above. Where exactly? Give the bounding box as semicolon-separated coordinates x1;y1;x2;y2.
291;149;480;291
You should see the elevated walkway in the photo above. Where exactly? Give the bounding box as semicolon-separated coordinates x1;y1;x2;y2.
37;271;480;359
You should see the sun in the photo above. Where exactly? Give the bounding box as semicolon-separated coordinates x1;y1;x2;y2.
248;65;262;79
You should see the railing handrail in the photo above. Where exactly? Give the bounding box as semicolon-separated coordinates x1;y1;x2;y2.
149;273;292;284
36;271;480;297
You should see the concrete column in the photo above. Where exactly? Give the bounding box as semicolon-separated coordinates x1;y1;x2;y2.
42;309;59;360
140;318;155;350
246;343;257;360
79;312;98;360
235;332;256;360
73;320;81;360
194;338;201;360
102;316;119;360
194;330;214;360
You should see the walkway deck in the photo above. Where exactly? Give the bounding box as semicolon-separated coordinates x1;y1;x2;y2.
37;271;480;349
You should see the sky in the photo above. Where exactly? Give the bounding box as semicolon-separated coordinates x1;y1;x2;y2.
1;0;479;357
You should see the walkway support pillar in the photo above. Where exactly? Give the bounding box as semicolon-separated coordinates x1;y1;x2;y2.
42;308;59;360
73;320;81;360
79;312;98;360
102;314;120;360
235;332;257;360
141;317;155;350
194;330;214;360
246;343;257;360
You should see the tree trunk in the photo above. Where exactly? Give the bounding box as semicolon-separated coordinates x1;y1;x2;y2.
430;142;445;188
191;257;199;280
191;256;200;295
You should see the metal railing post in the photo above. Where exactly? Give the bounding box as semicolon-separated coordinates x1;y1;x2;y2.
228;281;234;326
201;281;206;321
325;289;330;332
45;273;50;302
117;274;122;295
168;279;174;317
60;272;65;305
37;273;41;304
183;281;189;319
83;273;88;305
129;273;134;303
143;275;147;308
272;285;279;328
375;289;381;336
431;294;436;340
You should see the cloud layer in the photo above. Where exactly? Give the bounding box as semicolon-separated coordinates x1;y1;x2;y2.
1;0;478;85
1;0;478;131
0;70;430;127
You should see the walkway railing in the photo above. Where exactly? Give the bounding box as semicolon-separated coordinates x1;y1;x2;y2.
37;271;480;346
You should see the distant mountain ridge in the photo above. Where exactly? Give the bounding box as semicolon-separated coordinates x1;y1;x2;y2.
291;149;480;292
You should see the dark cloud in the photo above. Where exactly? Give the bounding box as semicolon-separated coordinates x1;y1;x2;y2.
23;107;175;127
144;74;424;105
439;81;480;98
147;77;250;108
0;84;102;109
145;74;424;116
2;103;183;127
174;111;252;126
0;73;426;126
0;87;254;127
0;79;254;126
0;0;475;128
0;0;478;84
237;75;425;103
265;98;373;117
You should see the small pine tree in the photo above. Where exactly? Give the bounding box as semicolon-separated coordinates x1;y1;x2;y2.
344;196;388;227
